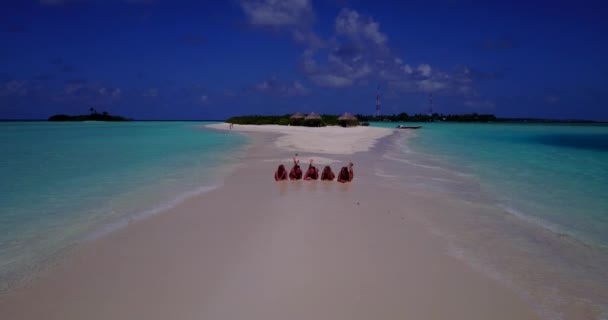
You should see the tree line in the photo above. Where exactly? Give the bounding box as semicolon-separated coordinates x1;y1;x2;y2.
355;113;497;122
226;113;498;126
226;114;357;127
48;108;131;121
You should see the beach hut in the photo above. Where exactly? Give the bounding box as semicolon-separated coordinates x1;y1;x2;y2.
304;112;322;127
338;112;358;127
338;112;357;121
290;112;305;119
305;112;321;120
289;112;305;126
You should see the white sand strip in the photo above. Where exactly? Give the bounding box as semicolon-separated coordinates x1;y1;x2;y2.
205;123;393;155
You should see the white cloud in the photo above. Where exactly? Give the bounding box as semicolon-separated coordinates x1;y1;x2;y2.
363;20;386;45
0;80;28;96
58;81;124;104
387;66;475;95
299;9;406;89
239;4;481;97
402;64;413;74
299;49;318;73
417;79;445;92
335;8;387;46
64;82;85;95
287;81;309;96
417;64;432;77
464;99;495;109
253;76;310;96
255;81;270;91
309;74;353;88
292;29;325;48
240;0;312;28
99;87;121;98
200;94;208;103
457;86;474;95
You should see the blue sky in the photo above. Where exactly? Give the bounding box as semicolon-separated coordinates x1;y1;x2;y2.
1;0;607;120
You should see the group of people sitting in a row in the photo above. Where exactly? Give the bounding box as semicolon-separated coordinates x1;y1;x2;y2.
275;157;354;183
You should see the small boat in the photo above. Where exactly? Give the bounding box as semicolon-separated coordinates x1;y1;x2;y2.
396;125;422;129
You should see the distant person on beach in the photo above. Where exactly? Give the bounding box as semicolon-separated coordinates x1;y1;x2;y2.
337;163;354;183
274;164;287;181
289;156;302;180
229;123;234;129
303;159;319;180
320;166;335;181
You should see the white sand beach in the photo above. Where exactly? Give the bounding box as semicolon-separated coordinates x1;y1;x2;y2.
206;123;393;154
0;125;544;320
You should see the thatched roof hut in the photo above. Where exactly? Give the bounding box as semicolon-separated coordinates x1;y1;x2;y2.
304;112;321;120
338;112;357;121
290;112;305;119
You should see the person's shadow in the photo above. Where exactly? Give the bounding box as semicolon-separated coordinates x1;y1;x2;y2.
290;179;302;193
306;180;319;193
321;180;334;193
337;181;351;192
275;180;288;196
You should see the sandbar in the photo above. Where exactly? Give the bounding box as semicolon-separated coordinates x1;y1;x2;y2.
0;127;541;320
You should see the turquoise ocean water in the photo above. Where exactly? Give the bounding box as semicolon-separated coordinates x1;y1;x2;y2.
373;122;608;247
0;121;247;291
371;122;608;316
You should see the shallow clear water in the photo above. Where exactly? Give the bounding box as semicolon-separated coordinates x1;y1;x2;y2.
373;122;608;247
0;121;248;290
371;122;608;317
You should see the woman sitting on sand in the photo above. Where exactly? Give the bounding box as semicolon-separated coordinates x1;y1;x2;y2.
337;163;354;183
320;166;335;181
274;164;287;181
289;157;302;180
303;159;319;180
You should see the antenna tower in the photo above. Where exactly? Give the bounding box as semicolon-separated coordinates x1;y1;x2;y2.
375;85;381;117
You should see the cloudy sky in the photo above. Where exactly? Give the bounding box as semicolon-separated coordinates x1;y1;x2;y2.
1;0;607;120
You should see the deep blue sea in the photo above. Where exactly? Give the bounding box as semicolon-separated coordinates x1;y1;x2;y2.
0;121;247;290
373;122;608;247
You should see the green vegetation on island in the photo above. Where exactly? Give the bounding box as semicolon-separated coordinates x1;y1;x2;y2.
226;112;498;126
356;113;497;122
48;108;131;121
226;114;358;127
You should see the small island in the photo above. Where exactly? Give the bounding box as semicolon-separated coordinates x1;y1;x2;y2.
225;112;500;127
226;113;357;127
48;108;131;121
227;112;605;126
